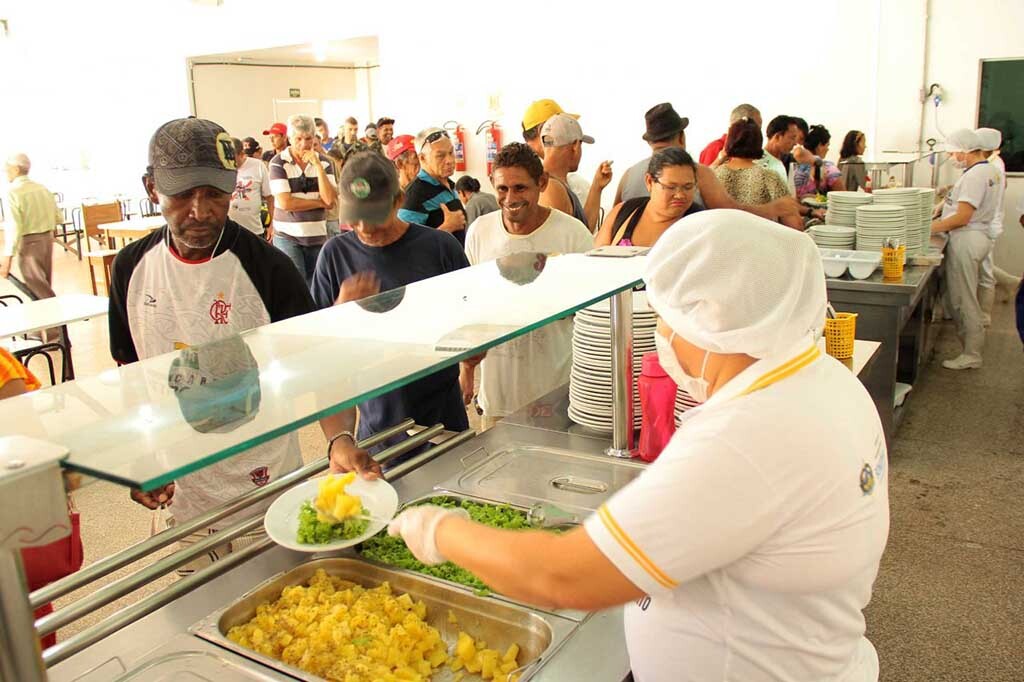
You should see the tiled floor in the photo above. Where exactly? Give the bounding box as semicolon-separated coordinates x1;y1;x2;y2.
3;239;1023;679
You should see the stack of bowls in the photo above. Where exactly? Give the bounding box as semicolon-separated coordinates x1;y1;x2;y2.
871;188;924;254
809;225;857;249
855;204;908;252
568;293;653;432
826;191;874;227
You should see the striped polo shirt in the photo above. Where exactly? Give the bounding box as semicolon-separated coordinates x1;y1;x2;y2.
398;168;467;245
268;148;336;243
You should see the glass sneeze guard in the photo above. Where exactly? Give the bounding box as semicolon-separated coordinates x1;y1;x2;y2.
0;253;645;490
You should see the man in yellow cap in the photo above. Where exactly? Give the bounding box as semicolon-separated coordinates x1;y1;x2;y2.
521;99;578;160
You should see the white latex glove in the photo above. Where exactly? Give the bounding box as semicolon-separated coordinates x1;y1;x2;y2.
388;504;469;565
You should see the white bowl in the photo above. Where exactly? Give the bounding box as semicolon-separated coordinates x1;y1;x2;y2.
822;259;848;278
848;261;878;279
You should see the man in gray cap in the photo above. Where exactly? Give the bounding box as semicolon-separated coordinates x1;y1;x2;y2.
112;118;378;570
614;103;800;225
538;113;613;232
311;151;470;457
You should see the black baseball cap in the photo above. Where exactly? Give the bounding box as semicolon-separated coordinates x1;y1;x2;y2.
148;118;237;195
337;151;400;224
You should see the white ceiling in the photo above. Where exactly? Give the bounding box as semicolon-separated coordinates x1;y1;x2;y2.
191;36;378;67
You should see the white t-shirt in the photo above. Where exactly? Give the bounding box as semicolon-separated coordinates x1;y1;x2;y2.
987;154;1006;240
756;150;789;184
464;208;593;417
585;339;889;682
940;161;1000;234
229;157;272;235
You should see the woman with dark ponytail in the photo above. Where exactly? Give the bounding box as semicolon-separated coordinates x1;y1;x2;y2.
456;175;499;227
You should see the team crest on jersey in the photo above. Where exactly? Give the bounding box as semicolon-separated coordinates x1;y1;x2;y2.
249;466;270;486
860;463;876;495
210;293;231;325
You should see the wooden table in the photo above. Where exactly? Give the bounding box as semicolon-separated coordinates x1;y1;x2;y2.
0;294;109;380
99;216;165;247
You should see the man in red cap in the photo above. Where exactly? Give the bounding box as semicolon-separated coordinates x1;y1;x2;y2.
262;122;288;155
385;134;420;190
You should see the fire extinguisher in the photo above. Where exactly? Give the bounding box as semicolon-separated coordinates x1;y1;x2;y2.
476;120;503;176
444;120;466;172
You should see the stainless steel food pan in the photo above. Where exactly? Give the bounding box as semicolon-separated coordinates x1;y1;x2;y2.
191;557;578;681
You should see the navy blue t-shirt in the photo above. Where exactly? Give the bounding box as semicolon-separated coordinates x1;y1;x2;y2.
311;224;470;452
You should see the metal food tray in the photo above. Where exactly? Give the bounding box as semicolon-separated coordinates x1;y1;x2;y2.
438;445;645;514
190;557;578;682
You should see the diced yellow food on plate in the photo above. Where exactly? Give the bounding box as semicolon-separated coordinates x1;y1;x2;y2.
314;472;362;522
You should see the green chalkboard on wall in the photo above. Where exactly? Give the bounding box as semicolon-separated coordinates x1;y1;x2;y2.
978;58;1024;172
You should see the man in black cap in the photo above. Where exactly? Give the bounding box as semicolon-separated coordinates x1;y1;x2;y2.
111;118;379;565
615;103;801;224
311;151;470;456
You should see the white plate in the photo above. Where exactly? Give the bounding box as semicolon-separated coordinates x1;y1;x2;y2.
264;476;399;552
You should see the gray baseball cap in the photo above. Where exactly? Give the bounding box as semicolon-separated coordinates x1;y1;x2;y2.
148;118;238;195
337;151;400;224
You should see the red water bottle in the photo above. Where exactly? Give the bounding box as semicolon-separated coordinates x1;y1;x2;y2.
638;352;677;462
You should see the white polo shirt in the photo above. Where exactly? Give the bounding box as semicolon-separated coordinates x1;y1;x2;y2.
585;338;889;682
939;161;1000;235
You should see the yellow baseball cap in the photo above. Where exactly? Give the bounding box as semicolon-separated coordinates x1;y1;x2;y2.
522;99;579;131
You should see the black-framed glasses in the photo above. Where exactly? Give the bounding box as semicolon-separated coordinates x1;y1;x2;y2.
654;178;697;196
420;130;449;151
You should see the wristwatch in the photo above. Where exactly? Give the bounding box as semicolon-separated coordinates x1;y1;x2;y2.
327;430;356;454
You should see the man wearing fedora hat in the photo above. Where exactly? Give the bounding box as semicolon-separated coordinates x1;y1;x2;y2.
615;103;800;224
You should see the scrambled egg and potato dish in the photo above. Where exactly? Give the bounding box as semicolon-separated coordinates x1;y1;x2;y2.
297;474;368;545
315;473;363;523
227;569;521;682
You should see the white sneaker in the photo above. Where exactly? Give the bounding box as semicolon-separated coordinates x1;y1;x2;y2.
942;355;982;370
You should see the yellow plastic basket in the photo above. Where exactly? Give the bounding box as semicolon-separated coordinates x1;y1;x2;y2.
882;245;906;281
825;313;857;360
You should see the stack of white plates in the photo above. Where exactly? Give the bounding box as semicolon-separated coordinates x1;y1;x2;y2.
826;191;873;227
674;388;701;427
871;188;923;253
916;188;936;254
569;293;655;432
855;204;907;252
809;225;856;249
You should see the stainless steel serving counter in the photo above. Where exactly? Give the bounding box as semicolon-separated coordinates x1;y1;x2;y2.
826;264;938;445
48;423;634;682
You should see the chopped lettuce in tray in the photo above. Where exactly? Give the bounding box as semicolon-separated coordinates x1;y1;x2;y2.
359;496;532;594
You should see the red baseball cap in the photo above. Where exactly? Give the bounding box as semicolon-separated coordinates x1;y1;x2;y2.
262;122;287;136
385;134;416;161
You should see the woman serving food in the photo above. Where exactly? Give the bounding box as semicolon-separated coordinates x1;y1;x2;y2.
390;209;891;681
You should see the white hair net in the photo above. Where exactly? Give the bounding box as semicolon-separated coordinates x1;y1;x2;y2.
644;209;827;359
944;128;983;152
974;127;1002;152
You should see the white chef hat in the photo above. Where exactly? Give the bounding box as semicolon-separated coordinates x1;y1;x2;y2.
974;127;1002;152
944;128;984;152
644;209;827;359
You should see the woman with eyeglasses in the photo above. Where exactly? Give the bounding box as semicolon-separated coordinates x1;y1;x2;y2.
839;130;869;191
712;118;803;230
594;148;702;248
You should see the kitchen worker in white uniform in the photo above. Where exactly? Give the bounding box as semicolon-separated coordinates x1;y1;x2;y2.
390;209;890;682
931;128;1001;370
974;127;1020;325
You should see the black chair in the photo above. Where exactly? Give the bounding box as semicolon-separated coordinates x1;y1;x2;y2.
54;198;83;260
2;276;73;383
138;198;159;217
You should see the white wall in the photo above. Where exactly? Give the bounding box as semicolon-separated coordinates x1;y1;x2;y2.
921;0;1024;272
191;64;360;145
0;0;1019;271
